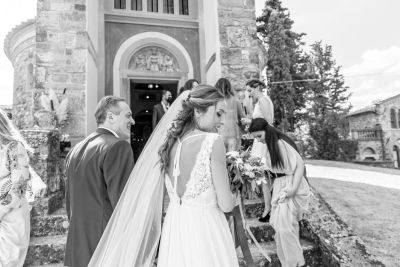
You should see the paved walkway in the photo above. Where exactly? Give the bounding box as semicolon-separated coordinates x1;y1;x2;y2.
306;164;400;190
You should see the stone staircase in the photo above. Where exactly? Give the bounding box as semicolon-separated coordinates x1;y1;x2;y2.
25;203;68;267
24;198;323;267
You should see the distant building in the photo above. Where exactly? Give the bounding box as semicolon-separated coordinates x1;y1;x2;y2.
347;93;400;168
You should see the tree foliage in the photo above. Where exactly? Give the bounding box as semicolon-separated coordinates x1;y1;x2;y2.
306;42;352;159
257;0;312;131
257;1;353;160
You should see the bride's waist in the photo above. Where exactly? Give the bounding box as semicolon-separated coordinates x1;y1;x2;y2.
169;196;218;208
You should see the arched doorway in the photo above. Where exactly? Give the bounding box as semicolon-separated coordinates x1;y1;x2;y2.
361;147;377;161
113;32;194;159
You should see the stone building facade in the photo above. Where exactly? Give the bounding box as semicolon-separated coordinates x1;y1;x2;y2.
347;93;400;168
4;0;264;151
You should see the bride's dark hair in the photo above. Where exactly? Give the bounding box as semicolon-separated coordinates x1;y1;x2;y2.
159;84;225;171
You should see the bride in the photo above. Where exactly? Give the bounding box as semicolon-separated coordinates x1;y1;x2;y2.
89;85;239;267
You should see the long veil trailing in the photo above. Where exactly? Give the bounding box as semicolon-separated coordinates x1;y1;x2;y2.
88;91;189;267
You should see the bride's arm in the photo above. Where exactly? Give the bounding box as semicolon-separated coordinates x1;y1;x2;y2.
211;136;235;213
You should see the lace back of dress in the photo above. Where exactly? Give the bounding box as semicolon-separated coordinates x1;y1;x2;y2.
183;133;218;200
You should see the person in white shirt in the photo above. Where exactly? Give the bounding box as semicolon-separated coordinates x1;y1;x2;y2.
241;79;275;222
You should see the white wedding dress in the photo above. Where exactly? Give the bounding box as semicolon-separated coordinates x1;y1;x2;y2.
158;133;239;267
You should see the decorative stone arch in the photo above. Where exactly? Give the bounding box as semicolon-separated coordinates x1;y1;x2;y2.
113;32;194;102
361;147;377;161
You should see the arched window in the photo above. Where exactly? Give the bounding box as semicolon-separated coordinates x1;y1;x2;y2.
391;108;397;128
164;0;174;13
179;0;189;15
132;0;142;10
114;0;126;9
147;0;158;12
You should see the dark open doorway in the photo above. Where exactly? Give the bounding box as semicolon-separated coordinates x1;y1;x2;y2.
130;80;178;162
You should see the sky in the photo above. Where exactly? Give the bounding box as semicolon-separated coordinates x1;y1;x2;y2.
0;1;399;111
255;0;400;111
0;0;36;106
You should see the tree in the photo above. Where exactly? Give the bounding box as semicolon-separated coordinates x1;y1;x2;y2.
306;41;352;159
257;0;313;131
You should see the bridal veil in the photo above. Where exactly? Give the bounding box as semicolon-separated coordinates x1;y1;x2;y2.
88;91;189;267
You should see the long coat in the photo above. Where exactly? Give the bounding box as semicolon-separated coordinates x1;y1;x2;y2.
64;128;134;267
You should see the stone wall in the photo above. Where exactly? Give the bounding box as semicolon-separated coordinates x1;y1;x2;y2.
35;0;87;140
357;140;383;161
21;129;64;215
218;0;260;91
348;112;380;131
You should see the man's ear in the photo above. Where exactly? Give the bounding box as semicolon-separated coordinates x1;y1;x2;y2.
106;111;114;122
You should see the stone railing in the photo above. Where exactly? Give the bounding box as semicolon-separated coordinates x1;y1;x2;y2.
351;129;382;141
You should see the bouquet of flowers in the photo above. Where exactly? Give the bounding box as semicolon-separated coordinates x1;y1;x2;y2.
226;149;269;199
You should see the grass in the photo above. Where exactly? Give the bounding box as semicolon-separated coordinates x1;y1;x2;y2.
306;159;400;176
309;177;400;267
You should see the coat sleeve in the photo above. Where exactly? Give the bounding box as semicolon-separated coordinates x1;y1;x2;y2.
103;140;135;208
152;106;158;130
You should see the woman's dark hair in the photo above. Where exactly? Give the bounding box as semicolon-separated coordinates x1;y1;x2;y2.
159;84;225;171
249;118;285;169
215;78;234;97
245;79;266;91
179;79;199;94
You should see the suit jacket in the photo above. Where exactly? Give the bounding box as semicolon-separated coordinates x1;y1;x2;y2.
152;102;165;129
64;128;134;267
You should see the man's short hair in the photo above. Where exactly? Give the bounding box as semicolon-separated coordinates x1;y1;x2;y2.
95;96;126;125
162;90;170;96
246;79;266;90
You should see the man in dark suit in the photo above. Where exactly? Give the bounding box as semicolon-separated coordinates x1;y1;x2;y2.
152;90;172;129
64;96;135;267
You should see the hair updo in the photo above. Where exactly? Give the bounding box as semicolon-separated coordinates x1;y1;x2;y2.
159;84;225;171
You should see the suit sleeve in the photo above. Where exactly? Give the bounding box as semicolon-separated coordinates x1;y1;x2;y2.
65;152;72;220
103;140;135;208
152;106;158;130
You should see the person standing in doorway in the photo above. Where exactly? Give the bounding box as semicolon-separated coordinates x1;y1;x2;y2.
153;90;172;129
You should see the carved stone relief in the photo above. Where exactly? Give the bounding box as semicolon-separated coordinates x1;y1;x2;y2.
129;46;180;72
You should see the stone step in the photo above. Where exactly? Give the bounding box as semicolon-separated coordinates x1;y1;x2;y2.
246;217;275;242
24;235;66;266
31;192;64;217
25;235;322;267
31;214;69;237
244;198;264;218
238;239;322;267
